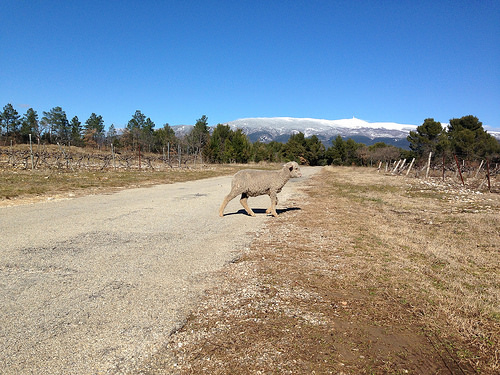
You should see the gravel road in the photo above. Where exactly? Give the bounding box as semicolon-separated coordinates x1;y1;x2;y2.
0;167;318;374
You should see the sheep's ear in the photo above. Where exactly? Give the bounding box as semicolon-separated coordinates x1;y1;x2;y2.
289;165;294;172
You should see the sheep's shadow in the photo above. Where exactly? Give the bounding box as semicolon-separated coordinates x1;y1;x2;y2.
223;207;301;217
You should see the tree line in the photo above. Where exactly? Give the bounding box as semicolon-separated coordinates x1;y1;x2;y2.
407;116;500;161
1;103;499;166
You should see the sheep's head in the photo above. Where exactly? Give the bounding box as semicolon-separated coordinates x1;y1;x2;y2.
284;161;302;178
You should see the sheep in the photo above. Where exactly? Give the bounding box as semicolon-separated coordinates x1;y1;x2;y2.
219;161;302;217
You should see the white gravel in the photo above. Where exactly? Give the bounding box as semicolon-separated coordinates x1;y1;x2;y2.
0;167;318;374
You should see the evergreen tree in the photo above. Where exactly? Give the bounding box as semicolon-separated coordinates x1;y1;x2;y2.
107;124;117;138
125;110;147;150
141;117;156;152
41;107;69;143
407;118;447;158
207;124;232;162
447;115;500;159
153;123;177;152
106;124;122;149
345;138;363;165
1;103;21;138
305;135;326;165
266;141;285;162
187;115;210;159
284;132;307;162
84;113;104;147
229;129;251;163
70;116;83;146
327;135;347;165
251;141;270;163
20;108;39;142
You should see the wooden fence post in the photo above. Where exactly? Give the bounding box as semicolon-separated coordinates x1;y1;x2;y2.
454;154;465;186
442;154;445;181
486;159;491;192
111;144;116;170
29;134;34;170
406;158;415;176
399;159;407;174
138;144;141;170
392;159;401;174
474;160;484;179
178;144;181;168
425;152;432;179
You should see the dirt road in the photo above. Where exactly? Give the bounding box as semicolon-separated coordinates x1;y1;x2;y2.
0;167;319;374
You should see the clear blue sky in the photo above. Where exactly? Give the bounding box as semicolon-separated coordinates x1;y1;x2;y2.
2;0;499;131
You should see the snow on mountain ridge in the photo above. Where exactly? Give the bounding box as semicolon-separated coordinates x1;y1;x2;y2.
227;117;417;132
223;117;419;144
171;117;500;147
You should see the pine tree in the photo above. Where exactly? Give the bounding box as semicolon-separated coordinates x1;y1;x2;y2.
447;115;500;159
328;135;347;165
407;118;447;158
84;113;104;147
20;108;39;142
1;103;21;138
153;123;177;152
125;110;146;150
70;116;83;146
41;107;69;144
305;135;326;165
284;132;307;162
187;115;210;160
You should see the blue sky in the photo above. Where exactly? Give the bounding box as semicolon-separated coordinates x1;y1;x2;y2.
1;0;499;131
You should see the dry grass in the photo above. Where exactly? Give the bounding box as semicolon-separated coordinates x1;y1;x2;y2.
0;168;238;206
0;144;281;206
140;166;499;374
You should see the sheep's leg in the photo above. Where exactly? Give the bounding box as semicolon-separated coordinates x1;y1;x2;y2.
219;190;239;217
266;192;279;217
240;193;256;217
265;195;278;214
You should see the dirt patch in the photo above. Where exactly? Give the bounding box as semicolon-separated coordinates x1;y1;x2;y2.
136;166;499;374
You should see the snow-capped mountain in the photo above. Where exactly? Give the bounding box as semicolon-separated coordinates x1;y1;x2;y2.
489;130;500;140
172;117;500;148
170;125;193;138
225;117;418;147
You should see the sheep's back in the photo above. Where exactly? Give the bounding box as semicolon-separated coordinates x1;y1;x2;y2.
232;169;287;196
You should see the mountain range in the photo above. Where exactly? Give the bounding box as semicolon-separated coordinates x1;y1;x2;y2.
172;117;500;149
